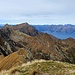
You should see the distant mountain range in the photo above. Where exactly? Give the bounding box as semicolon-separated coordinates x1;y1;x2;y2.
0;24;75;39
33;24;75;39
0;26;2;28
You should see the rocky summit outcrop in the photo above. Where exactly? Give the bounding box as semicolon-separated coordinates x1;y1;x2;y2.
0;22;75;71
13;22;39;36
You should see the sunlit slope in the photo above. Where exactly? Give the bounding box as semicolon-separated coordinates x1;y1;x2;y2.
1;60;75;75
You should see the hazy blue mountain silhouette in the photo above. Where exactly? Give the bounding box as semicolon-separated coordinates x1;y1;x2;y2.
33;24;75;39
0;25;3;28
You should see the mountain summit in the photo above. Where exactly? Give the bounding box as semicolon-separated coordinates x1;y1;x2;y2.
13;22;39;36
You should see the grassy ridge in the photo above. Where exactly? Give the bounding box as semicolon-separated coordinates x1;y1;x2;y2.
0;60;75;75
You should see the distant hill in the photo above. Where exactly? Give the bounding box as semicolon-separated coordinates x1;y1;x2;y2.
33;24;75;39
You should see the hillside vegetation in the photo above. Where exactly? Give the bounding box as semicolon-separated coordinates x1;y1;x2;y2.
0;60;75;75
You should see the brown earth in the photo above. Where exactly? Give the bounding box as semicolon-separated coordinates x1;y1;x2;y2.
0;48;27;71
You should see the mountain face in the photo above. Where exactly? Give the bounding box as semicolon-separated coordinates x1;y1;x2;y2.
0;23;75;71
33;24;75;39
13;23;39;36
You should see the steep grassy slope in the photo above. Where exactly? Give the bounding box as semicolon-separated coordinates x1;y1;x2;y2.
0;48;29;71
0;60;75;75
0;55;4;61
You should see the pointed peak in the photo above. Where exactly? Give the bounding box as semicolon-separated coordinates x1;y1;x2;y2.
2;24;13;30
16;22;29;25
5;23;9;25
20;22;30;26
4;23;10;27
24;22;29;25
67;37;75;40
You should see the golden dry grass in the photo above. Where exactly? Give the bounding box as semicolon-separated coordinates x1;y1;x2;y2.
0;48;27;71
0;60;75;75
0;55;4;61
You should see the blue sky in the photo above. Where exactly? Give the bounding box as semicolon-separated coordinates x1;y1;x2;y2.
0;0;75;25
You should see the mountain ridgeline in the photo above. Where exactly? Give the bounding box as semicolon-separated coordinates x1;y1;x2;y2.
0;23;75;71
33;24;75;39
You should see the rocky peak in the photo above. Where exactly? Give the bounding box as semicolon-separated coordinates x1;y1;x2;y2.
2;24;13;31
4;23;9;26
13;22;39;36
